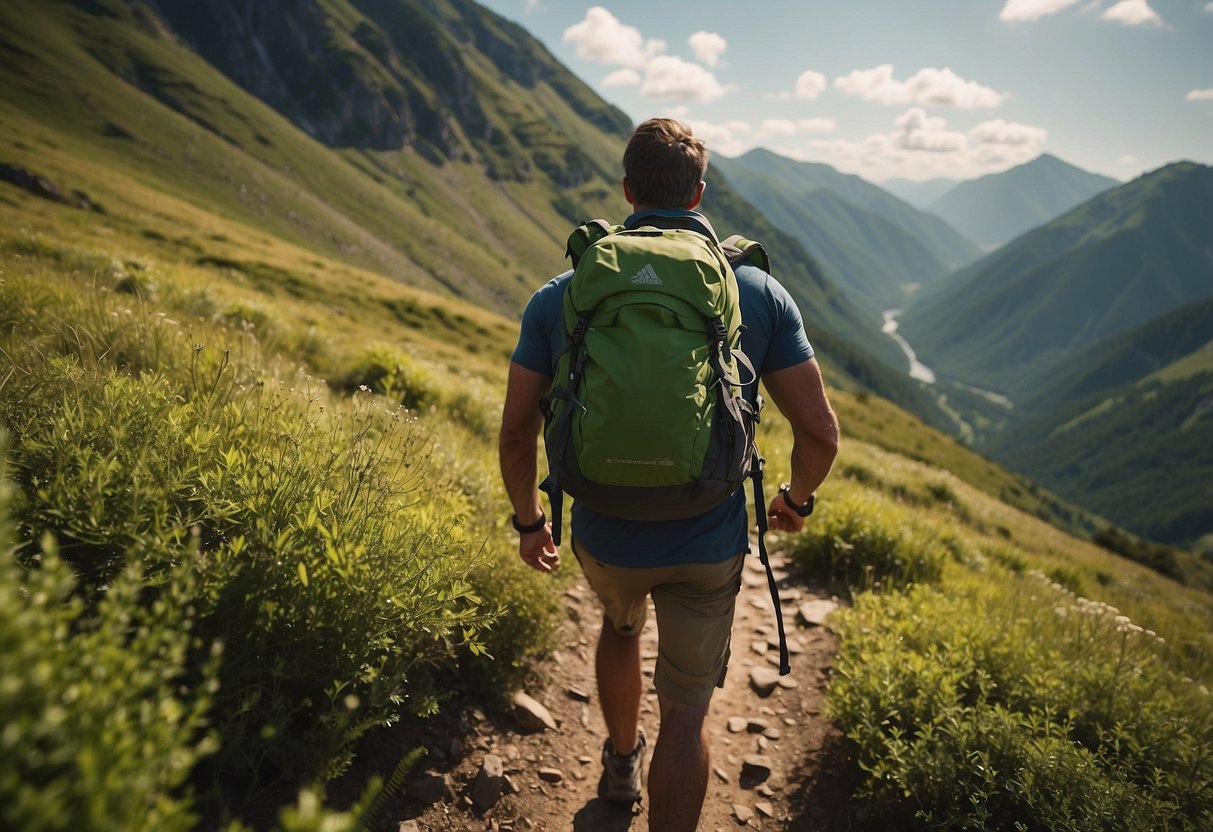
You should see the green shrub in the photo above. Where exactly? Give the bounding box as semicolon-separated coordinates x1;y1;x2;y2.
827;572;1213;830
790;494;947;592
0;436;218;832
336;345;438;412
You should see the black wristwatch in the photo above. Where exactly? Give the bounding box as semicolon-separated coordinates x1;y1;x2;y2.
511;512;547;534
778;484;815;517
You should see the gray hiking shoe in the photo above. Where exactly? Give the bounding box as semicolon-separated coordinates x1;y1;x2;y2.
599;730;646;803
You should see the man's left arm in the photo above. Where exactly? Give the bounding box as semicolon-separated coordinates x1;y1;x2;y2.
499;361;560;572
762;358;840;533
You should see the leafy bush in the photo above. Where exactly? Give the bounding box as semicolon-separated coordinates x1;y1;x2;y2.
336;345;438;412
0;436;218;832
828;570;1213;830
790;494;948;592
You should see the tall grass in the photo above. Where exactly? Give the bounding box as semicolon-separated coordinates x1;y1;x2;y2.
785;443;1213;830
0;237;558;825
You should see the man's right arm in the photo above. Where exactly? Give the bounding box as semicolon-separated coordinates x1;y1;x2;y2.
762;358;840;533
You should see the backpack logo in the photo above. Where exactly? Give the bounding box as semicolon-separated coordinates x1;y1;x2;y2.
630;264;662;285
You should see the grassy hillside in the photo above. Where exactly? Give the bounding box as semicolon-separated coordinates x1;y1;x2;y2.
901;161;1213;399
927;152;1120;249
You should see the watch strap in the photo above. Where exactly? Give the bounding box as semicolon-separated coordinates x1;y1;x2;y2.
511;512;547;534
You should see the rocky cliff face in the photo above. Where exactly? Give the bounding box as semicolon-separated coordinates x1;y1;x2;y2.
145;0;630;173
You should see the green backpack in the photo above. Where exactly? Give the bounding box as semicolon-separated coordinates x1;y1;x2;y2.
541;214;766;530
539;213;791;675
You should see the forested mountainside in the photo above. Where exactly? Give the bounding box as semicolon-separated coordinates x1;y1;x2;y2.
901;161;1213;399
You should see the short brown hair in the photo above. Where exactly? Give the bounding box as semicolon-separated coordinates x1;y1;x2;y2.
622;118;708;209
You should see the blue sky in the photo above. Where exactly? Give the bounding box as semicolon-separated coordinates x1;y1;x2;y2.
474;0;1213;183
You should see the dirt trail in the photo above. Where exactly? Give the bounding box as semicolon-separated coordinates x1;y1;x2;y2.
392;549;862;831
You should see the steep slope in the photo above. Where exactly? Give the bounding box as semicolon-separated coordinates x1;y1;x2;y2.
928;153;1119;250
718;149;979;270
989;300;1213;546
900;162;1213;398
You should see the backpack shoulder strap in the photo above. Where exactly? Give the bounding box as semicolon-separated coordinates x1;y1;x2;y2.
720;235;771;275
566;219;616;268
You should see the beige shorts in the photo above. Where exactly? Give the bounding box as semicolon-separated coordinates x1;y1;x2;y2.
573;540;745;706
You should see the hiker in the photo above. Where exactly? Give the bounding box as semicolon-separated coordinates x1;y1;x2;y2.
499;117;839;831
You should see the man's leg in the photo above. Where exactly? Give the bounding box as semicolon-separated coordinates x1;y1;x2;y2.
596;612;642;755
648;696;710;832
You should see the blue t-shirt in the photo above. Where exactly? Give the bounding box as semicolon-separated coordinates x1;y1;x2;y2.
510;211;813;567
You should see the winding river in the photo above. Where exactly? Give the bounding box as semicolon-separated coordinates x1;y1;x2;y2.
881;309;936;384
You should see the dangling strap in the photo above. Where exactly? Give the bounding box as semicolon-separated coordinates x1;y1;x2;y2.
751;457;791;676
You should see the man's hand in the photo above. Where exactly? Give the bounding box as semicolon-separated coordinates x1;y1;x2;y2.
518;524;560;573
766;494;807;533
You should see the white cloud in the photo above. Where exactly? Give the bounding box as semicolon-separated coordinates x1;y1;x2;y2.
562;6;665;68
794;70;828;100
758;118;837;137
602;68;641;88
1101;0;1163;25
999;0;1083;21
684;119;753;157
771;109;1048;181
968;118;1048;146
1206;2;1213;11
894;108;968;152
834;65;1005;108
1187;88;1213;101
641;56;734;102
689;31;727;67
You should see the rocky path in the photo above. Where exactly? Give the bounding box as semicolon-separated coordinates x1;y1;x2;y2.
390;551;863;831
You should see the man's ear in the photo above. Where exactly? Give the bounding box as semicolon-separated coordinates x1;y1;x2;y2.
687;180;706;210
622;177;635;206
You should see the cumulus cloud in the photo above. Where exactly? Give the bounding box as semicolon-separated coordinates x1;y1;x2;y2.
834;65;1005;108
783;109;1048;181
999;0;1083;21
968;118;1048;146
758;118;837;137
602;68;641;88
1187;88;1213;101
562;6;665;68
894;108;967;152
689;31;727;66
1101;0;1163;25
642;56;734;102
684;119;754;157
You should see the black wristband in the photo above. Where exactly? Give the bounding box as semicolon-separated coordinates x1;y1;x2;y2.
779;484;815;517
511;512;547;534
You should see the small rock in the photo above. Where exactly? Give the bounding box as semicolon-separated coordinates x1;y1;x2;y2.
470;755;504;810
757;737;769;751
749;667;780;696
798;599;839;627
757;785;776;798
407;772;447;805
746;717;770;733
750;639;768;655
755;800;775;818
538;767;564;783
741;755;773;779
567;686;591;702
778;676;800;690
727;717;748;733
763;727;782;740
503;773;521;794
398;822;420;832
513;691;557;733
578;755;592;765
714;766;730;783
777;588;802;603
732;803;755;823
